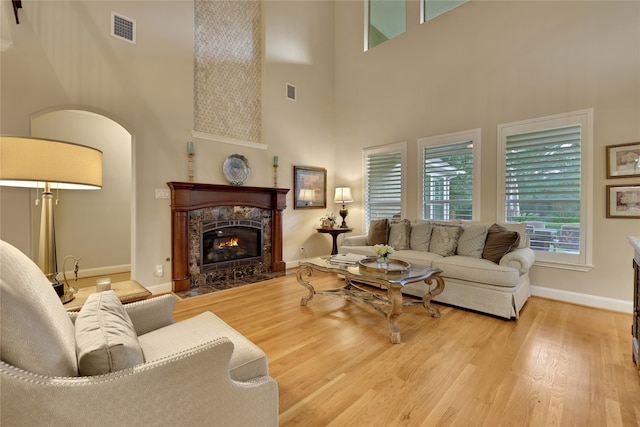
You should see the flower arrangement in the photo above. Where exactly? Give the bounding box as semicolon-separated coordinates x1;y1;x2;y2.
320;213;336;228
373;244;394;262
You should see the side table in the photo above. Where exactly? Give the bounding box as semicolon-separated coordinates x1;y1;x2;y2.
316;227;353;255
65;280;152;311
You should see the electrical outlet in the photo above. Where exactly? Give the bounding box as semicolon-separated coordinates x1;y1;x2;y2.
155;189;170;199
155;264;164;277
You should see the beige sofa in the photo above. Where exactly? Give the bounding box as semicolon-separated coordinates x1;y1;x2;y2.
339;220;535;319
0;240;278;426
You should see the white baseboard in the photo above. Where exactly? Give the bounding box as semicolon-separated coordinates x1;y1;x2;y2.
531;285;633;314
144;282;172;295
62;264;131;279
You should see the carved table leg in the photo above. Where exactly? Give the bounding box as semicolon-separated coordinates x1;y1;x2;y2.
422;273;445;318
296;266;315;306
387;286;403;344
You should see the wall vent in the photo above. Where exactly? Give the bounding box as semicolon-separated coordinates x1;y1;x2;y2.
111;12;136;44
286;83;296;101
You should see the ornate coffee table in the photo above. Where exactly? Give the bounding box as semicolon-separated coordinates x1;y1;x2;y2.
296;256;445;344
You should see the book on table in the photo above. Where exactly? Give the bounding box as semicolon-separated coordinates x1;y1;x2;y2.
329;253;367;265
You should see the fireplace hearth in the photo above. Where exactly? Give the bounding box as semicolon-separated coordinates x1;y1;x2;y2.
201;219;263;272
169;182;289;293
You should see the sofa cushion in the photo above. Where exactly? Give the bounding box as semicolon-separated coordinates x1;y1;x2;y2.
0;240;79;377
432;255;521;287
138;311;269;382
457;223;488;258
483;223;521;263
429;225;463;256
388;219;411;250
367;219;389;245
409;221;432;251
75;290;145;376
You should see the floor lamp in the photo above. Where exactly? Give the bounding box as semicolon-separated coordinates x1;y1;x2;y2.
0;136;103;302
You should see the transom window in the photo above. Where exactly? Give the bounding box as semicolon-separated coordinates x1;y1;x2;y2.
366;0;406;50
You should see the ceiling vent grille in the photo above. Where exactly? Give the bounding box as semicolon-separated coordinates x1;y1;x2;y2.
286;83;296;101
111;12;136;44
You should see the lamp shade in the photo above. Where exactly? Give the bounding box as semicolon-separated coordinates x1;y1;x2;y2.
298;188;315;202
0;136;102;189
334;187;353;204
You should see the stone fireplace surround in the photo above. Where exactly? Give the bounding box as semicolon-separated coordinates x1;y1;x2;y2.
168;182;289;293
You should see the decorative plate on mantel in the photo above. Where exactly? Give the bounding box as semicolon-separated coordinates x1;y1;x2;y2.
223;154;250;185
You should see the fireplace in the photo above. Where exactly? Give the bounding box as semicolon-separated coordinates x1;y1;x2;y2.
201;220;263;271
168;182;289;292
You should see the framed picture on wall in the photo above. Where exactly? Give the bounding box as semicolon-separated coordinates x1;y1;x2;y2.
606;184;640;218
606;142;640;178
293;166;326;209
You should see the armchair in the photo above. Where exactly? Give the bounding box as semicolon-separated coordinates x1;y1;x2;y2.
0;240;278;426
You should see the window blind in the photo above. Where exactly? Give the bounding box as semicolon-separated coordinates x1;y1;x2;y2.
422;141;473;220
365;150;403;224
505;124;581;253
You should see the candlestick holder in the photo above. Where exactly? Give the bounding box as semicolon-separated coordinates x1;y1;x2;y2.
188;152;194;182
273;164;278;188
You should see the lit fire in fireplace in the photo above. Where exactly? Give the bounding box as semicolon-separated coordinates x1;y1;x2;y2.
218;237;239;248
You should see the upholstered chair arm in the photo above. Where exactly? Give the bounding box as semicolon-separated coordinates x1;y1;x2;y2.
1;338;279;427
122;294;177;335
499;247;536;274
341;235;368;247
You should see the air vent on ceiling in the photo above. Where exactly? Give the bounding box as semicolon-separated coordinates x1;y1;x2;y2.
286;83;296;101
111;12;136;44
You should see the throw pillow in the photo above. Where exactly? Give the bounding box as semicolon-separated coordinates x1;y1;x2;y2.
388;219;411;250
457;223;488;258
367;218;389;245
482;223;521;264
429;225;463;257
75;290;144;376
409;221;432;251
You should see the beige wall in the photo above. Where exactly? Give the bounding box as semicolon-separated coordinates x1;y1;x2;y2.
0;1;336;288
2;0;639;309
334;0;640;305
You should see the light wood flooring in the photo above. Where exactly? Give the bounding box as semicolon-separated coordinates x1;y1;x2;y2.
173;270;640;427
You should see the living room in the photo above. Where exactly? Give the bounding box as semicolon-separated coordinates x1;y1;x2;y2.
2;0;638;314
1;0;639;425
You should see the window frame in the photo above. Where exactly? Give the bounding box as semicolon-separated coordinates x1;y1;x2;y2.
497;109;594;270
362;142;407;232
418;129;481;221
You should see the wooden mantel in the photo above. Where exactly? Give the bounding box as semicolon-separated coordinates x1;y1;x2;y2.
168;182;289;292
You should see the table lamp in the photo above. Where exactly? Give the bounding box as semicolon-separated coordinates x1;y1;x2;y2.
0;136;103;302
334;187;353;228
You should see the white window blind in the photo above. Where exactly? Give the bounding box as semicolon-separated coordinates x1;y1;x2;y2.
422;141;473;220
364;147;404;226
505;124;581;254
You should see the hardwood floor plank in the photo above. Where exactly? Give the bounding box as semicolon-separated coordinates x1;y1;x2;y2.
172;272;640;426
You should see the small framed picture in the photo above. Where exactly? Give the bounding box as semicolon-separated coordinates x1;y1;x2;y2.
606;184;640;218
606;142;640;178
293;166;327;209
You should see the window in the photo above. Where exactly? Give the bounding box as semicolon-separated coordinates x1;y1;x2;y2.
422;0;468;23
366;0;406;50
498;110;593;268
419;129;481;220
363;143;406;229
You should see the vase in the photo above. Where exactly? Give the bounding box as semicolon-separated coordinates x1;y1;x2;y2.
376;255;389;269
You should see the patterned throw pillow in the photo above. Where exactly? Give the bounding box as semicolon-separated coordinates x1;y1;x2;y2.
367;218;389;245
429;225;463;256
456;223;488;258
482;223;521;264
388;219;411;250
409;221;432;251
